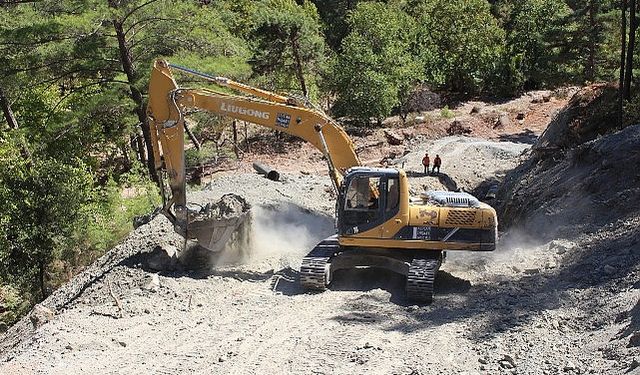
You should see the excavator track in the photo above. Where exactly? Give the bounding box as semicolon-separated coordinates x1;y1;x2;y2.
405;254;442;303
300;236;339;291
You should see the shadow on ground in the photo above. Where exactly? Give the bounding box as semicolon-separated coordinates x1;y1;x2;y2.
498;129;538;144
436;172;459;191
272;267;471;306
404;171;460;192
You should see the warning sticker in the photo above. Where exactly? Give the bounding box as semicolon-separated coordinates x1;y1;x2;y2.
412;226;432;240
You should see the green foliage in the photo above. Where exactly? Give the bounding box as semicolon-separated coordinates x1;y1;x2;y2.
623;93;640;127
440;106;455;119
0;154;92;298
249;0;326;97
185;144;219;168
0;283;30;328
310;0;361;51
545;0;619;83
411;0;505;93
507;0;570;88
331;2;422;124
171;54;252;80
73;171;160;259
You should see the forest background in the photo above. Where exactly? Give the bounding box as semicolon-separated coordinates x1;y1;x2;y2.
0;0;637;329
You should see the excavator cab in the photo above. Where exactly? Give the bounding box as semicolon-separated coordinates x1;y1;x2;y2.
337;168;401;236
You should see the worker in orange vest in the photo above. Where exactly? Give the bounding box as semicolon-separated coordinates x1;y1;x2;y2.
432;154;442;174
422;152;430;174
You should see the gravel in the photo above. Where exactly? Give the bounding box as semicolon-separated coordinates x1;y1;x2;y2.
1;127;638;374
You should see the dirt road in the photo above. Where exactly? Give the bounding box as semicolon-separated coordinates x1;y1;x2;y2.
1;93;639;374
2;207;637;374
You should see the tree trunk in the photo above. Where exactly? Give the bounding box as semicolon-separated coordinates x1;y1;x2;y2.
232;120;239;157
0;86;18;130
135;131;146;164
290;31;308;97
244;121;250;153
112;19;158;183
120;142;132;171
38;260;47;300
183;120;201;150
624;0;637;100
621;0;628;125
585;0;598;81
1;86;32;159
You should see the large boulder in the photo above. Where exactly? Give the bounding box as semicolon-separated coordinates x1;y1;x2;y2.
146;245;180;271
29;304;54;329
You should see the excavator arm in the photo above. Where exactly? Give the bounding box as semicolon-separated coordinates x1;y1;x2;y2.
146;60;360;235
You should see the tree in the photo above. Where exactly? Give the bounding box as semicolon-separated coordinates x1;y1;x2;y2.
0;0;251;181
506;0;570;88
0;0;252;307
310;0;360;51
331;2;422;124
249;0;326;97
551;0;619;83
620;0;628;125
0;153;92;299
409;0;505;94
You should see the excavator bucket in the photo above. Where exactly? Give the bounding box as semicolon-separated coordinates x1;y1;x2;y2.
187;206;251;253
175;194;253;268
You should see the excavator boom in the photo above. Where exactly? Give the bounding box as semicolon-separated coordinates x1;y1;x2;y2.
148;60;359;230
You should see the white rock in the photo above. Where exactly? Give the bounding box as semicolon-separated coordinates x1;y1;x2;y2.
549;240;576;255
144;274;161;292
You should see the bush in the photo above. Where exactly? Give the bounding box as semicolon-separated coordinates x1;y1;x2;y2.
0;284;30;329
412;0;505;94
440;106;455;119
330;2;422;124
185;144;219;168
69;170;160;268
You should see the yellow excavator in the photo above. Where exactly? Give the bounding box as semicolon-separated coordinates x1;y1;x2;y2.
146;60;497;302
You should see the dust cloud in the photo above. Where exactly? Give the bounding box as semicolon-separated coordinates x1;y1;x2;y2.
249;204;335;260
444;227;547;277
211;203;335;268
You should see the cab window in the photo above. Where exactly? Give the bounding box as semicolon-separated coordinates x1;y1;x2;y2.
345;176;380;211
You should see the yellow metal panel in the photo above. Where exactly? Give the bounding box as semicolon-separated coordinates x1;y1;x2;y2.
338;236;484;251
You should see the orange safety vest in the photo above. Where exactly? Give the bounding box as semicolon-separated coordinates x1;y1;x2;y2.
422;156;430;166
434;157;441;166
